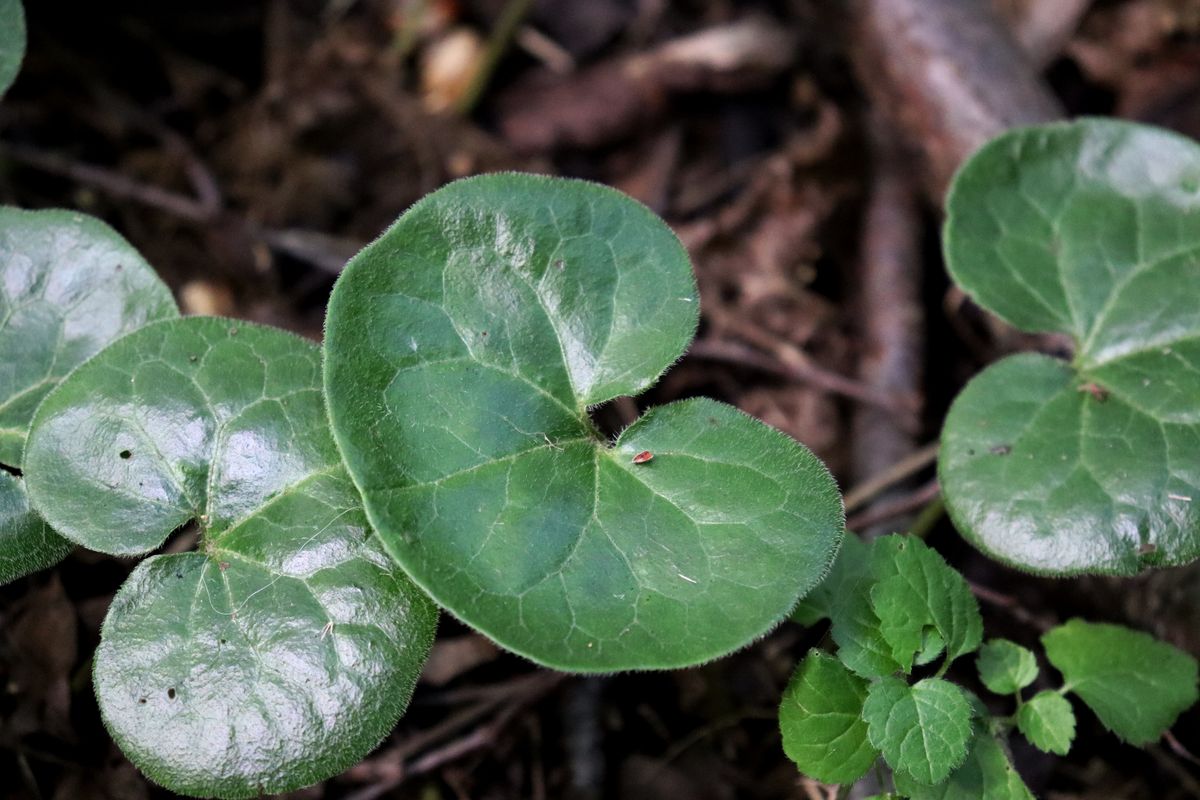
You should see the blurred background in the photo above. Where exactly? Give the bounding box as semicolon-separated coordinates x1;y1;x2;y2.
2;0;1200;797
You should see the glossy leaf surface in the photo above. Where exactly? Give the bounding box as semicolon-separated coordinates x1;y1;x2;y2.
976;639;1038;695
862;676;974;785
1017;691;1075;755
25;318;437;798
0;0;23;97
779;651;877;784
0;208;177;583
942;119;1200;574
324;174;844;671
1042;619;1198;744
894;729;1033;800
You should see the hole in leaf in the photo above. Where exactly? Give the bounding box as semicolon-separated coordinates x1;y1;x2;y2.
0;462;21;478
138;697;146;704
167;688;176;699
119;449;132;459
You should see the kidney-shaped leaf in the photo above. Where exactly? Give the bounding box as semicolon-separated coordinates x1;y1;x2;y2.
24;318;437;798
0;0;24;97
0;208;178;583
942;119;1200;575
324;174;844;671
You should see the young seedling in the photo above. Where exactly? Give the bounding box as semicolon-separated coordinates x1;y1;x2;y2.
0;208;178;583
940;119;1200;575
781;534;1199;798
23;317;437;798
323;173;846;671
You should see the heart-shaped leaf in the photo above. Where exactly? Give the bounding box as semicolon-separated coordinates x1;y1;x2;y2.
324;174;844;671
0;208;178;583
941;119;1200;575
779;650;878;784
24;317;437;798
0;0;23;97
1042;618;1198;745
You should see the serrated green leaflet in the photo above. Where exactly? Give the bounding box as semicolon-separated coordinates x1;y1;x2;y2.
24;318;437;798
942;119;1200;575
868;536;983;672
324;174;844;671
779;651;877;784
976;639;1038;695
0;208;178;583
894;728;1033;800
791;530;862;626
805;534;900;678
0;0;23;97
862;676;974;785
1017;691;1075;754
1042;618;1198;745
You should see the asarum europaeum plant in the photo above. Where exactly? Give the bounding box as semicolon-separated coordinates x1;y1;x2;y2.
4;19;1200;792
321;173;845;672
3;173;845;796
0;208;178;583
940;119;1200;576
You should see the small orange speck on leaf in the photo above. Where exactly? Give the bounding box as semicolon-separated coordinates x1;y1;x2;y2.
632;450;653;464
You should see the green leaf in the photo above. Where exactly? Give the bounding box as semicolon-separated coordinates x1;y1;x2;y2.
862;676;974;785
791;530;865;626
324;174;844;671
24;318;438;798
1042;618;1199;744
0;472;71;584
976;639;1038;695
0;208;178;583
1017;690;1075;754
0;0;24;97
941;119;1200;575
868;536;983;672
894;729;1033;800
779;650;878;784
802;533;901;679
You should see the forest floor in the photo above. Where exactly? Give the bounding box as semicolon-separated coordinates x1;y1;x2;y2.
2;1;1200;798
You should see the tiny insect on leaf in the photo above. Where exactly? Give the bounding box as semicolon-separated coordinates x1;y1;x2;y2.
632;450;654;464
